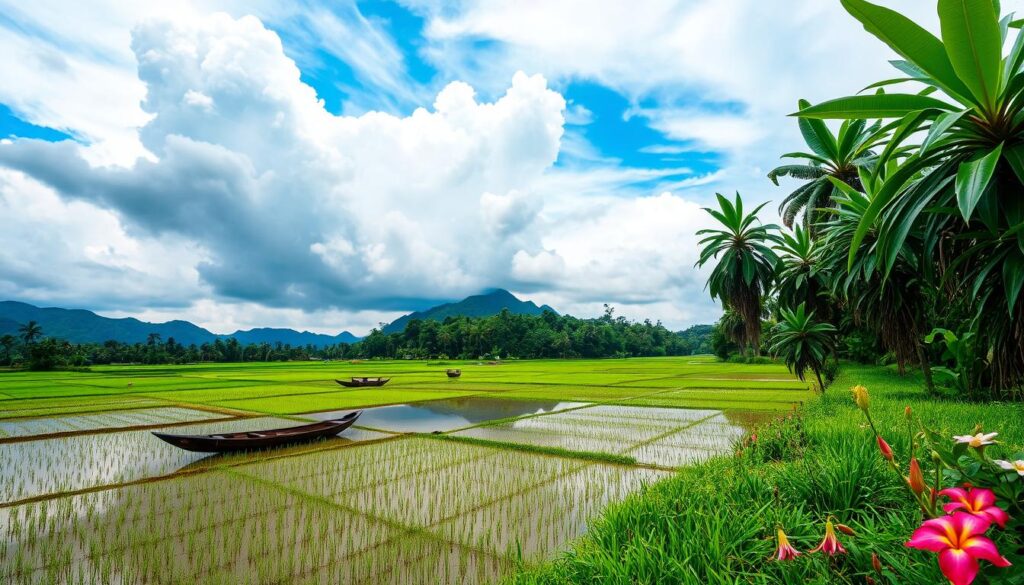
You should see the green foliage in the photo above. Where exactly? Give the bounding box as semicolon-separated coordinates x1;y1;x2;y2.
17;320;42;345
27;338;67;371
769;102;884;229
675;324;715;355
769;304;837;390
357;309;695;360
924;327;984;397
696;193;780;355
795;0;1024;396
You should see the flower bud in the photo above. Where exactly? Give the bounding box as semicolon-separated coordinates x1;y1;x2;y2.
852;385;870;412
904;406;912;420
835;523;857;537
872;552;883;574
908;458;926;495
877;436;893;461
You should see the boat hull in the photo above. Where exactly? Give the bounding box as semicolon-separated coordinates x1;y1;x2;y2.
335;378;390;387
152;412;361;453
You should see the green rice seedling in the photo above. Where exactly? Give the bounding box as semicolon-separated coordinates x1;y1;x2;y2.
431;462;668;562
0;407;226;439
0;417;388;504
1;470;403;584
429;435;638;466
0;397;167;421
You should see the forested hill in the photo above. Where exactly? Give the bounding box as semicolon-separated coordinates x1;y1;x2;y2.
382;289;555;334
677;324;714;354
0;301;359;347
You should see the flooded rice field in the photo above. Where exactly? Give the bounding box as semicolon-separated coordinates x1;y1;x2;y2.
0;358;794;583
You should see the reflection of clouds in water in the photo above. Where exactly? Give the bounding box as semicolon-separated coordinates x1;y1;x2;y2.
307;399;585;433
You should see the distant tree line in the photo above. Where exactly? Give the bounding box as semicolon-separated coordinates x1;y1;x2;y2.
356;306;703;360
0;309;711;370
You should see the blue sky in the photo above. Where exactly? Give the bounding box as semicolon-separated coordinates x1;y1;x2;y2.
0;1;714;194
0;104;73;142
0;0;998;334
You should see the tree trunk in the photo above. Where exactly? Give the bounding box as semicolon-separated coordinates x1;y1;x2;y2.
815;369;825;394
916;341;936;395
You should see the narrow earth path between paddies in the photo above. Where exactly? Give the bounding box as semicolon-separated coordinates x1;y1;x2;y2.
0;356;811;584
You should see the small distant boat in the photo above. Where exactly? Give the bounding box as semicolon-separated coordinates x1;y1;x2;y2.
446;369;462;378
335;377;390;387
152;412;361;453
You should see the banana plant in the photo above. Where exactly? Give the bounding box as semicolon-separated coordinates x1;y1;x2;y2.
696;192;780;356
797;0;1024;394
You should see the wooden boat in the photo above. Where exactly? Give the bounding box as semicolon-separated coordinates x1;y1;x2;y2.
335;377;390;387
446;369;462;378
152;411;361;453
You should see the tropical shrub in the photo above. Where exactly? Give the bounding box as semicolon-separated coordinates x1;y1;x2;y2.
770;303;837;390
797;0;1024;397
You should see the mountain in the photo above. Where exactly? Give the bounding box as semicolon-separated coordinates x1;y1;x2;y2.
0;301;361;347
0;317;21;337
382;289;556;334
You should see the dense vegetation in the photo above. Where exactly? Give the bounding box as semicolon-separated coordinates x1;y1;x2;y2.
356;307;701;360
0;308;712;369
701;0;1024;401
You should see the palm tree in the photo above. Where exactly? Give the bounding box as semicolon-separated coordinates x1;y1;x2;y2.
696;192;780;355
770;303;836;391
18;320;42;345
799;0;1024;395
768;100;885;230
774;224;829;316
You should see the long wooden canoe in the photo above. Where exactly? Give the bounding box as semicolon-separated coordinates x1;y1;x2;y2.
335;377;390;387
152;411;361;453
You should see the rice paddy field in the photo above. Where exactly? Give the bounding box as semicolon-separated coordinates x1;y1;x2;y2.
0;356;811;584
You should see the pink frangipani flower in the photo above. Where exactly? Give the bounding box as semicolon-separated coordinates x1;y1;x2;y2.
906;512;1011;585
953;433;998;448
939;487;1010;528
